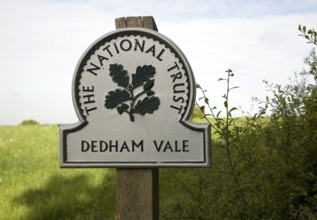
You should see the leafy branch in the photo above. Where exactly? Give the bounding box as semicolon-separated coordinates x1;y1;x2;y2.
298;25;317;46
195;69;269;217
105;64;160;121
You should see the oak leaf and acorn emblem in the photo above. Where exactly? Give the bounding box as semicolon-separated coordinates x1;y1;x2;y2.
105;63;160;121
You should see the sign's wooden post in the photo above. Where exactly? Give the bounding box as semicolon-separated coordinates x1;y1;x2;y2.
115;16;159;220
117;168;159;220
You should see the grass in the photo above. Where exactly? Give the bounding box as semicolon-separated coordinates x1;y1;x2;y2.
0;120;239;220
0;125;116;220
1;118;271;219
0;123;212;220
1;123;212;220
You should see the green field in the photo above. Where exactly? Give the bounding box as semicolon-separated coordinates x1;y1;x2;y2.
0;124;201;220
0;124;209;220
1;119;316;219
0;125;116;220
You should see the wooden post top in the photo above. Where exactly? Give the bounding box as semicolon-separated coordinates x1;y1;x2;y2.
115;16;158;31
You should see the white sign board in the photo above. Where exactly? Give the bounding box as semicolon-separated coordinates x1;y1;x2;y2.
60;28;211;167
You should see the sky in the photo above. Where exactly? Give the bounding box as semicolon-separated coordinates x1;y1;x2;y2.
0;0;317;125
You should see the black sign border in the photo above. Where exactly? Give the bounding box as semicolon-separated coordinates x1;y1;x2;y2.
60;28;211;168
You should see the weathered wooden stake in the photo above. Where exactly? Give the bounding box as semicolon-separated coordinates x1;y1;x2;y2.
115;16;159;220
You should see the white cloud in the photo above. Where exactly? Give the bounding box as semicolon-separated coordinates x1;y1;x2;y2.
159;14;317;114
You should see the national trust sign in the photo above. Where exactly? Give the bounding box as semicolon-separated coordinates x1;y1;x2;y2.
60;28;211;167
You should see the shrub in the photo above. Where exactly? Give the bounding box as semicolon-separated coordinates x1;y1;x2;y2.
161;26;317;219
20;119;39;126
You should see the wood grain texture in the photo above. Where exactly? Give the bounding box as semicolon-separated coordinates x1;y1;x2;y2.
115;16;159;220
117;169;159;220
115;16;158;31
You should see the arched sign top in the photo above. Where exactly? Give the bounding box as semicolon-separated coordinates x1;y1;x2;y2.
60;28;211;168
72;28;195;123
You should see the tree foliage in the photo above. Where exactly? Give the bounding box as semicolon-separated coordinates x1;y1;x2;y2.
20;119;39;125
